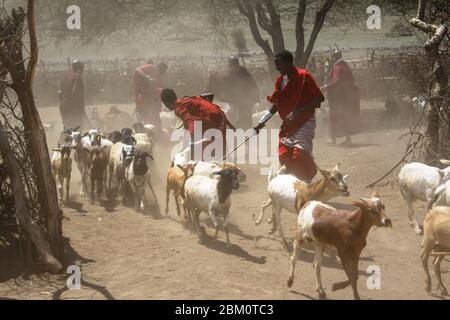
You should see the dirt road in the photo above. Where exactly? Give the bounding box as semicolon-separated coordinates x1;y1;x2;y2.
0;100;448;300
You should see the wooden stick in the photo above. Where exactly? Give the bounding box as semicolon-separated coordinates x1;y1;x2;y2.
365;149;413;188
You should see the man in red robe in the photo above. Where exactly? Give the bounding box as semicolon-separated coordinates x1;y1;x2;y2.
59;60;89;130
257;50;324;182
134;60;168;128
321;50;360;145
161;89;235;161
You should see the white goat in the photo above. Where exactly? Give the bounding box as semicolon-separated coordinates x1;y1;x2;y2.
399;160;450;234
257;164;350;250
66;129;90;197
184;168;240;247
108;143;135;198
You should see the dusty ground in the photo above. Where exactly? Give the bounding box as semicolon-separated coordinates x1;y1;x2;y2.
0;100;448;300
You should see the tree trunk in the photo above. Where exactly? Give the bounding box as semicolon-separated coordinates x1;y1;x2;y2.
409;0;448;162
0;122;62;274
17;88;63;259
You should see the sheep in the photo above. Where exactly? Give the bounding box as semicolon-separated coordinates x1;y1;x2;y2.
51;144;73;206
256;164;350;250
193;161;246;189
165;162;197;219
124;150;154;212
184;168;241;247
421;206;450;296
120;128;137;146
399;160;450;234
287;192;392;300
105;131;123;144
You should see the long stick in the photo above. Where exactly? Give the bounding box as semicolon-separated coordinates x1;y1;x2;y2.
365;149;413;188
216;129;258;165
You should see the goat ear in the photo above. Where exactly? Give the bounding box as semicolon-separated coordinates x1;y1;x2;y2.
334;163;341;171
74;126;80;132
318;168;328;178
352;199;367;208
343;174;349;182
145;153;153;160
440;159;450;166
372;190;380;198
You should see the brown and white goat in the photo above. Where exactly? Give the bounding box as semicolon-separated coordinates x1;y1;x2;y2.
421;206;450;296
287;191;392;300
85;145;109;204
165;162;197;219
51;144;73;206
256;164;350;250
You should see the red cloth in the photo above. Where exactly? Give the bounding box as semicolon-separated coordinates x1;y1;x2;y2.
279;145;317;182
134;64;163;126
267;67;323;137
327;60;360;138
174;96;227;137
267;67;323;181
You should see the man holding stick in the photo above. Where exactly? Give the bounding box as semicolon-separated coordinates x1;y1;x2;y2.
256;50;324;182
161;89;235;162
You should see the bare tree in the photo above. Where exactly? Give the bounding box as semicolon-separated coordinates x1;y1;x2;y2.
0;0;63;271
235;0;336;76
409;0;449;161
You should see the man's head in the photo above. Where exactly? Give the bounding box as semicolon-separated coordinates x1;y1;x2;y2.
332;49;343;63
158;62;168;76
72;60;84;73
228;56;239;68
274;50;294;76
160;89;178;111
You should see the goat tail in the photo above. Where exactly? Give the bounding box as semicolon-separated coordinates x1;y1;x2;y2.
428;185;445;210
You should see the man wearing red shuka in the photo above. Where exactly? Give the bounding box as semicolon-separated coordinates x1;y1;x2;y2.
134;60;168;128
160;89;235;161
321;49;360;146
257;50;324;182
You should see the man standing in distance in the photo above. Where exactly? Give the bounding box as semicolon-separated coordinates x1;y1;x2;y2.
59;60;89;130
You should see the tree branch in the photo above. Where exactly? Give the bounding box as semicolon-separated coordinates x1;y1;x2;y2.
301;0;336;68
294;0;307;66
26;0;38;86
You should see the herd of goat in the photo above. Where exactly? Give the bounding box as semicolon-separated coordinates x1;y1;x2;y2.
48;115;450;300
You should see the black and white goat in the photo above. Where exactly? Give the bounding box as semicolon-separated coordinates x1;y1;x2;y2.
124;150;155;212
